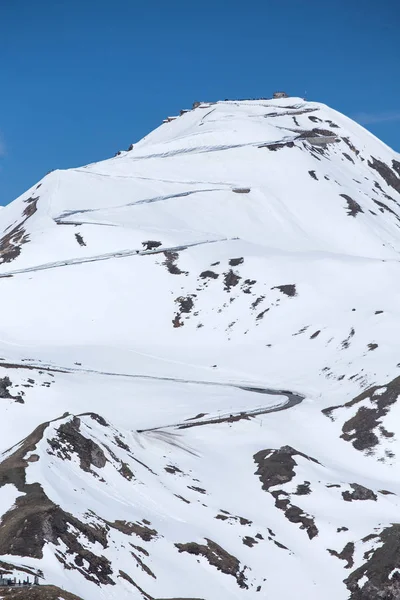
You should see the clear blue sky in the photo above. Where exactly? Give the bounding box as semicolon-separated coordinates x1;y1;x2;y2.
0;0;399;205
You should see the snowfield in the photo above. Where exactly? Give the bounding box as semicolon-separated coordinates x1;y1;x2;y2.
0;97;399;599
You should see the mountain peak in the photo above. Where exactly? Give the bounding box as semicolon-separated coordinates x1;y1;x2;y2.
0;99;399;599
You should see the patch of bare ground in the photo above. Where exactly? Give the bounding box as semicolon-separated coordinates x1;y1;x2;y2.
223;269;241;291
373;198;400;221
272;284;297;297
175;539;249;589
163;252;188;275
199;270;218;279
108;520;158;541
0;586;83;600
74;233;86;246
254;446;319;539
328;542;355;569
142;240;162;250
342;484;377;502
368;156;400;194
0;196;39;264
340;194;363;217
172;295;195;328
345;525;400;599
0;415;115;586
322;377;400;453
0;376;24;403
260;141;295;151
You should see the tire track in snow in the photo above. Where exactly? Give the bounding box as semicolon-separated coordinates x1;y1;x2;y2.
0;359;304;432
0;237;233;278
57;188;227;219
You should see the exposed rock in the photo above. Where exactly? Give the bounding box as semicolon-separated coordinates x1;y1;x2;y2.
109;520;158;541
345;525;400;599
47;417;107;473
342;483;377;502
163;252;187;275
175;539;249;589
272;284;297;297
229;257;244;266
0;586;84;599
142;240;162;251
223;270;241;291
75;233;86;246
323;376;400;452
368;156;400;194
340;194;363;217
199;270;219;279
328;542;355;568
254;446;319;491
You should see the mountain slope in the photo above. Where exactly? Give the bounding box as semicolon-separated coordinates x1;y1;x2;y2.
0;97;400;599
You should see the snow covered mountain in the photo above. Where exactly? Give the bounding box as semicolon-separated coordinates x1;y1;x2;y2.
0;97;400;600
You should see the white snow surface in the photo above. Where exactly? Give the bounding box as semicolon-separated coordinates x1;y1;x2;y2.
0;98;399;599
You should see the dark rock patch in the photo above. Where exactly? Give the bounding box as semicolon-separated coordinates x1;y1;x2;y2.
254;446;319;490
187;485;207;495
328;542;355;569
308;170;318;180
326;120;339;128
272;492;318;539
223;270;241;291
109;520;158;542
241;279;256;294
242;536;257;547
256;308;269;321
163;252;187;275
272;284;297;297
342;137;360;156
308;115;322;123
367;343;378;351
199;270;219;279
341;328;355;349
368;157;400;194
260;141;295;151
343;153;355;164
340;194;363;217
165;465;183;474
310;330;321;339
47;417;107;473
0;586;84;599
295;482;311;496
324;377;400;453
118;571;152;599
74;233;86;246
254;447;319;539
342;483;377;502
142;240;162;251
251;296;265;310
345;524;400;599
232;188;250;194
175;539;248;589
372;198;400;220
173;295;195;328
0;377;23;403
229;257;244;267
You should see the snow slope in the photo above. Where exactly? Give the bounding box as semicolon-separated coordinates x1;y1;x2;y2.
0;97;400;599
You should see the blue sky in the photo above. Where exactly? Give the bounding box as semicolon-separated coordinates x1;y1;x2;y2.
0;0;399;205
